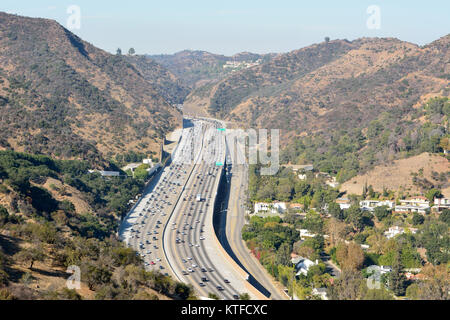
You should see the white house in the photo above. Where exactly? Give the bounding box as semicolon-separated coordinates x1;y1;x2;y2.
294;257;318;276
360;200;394;212
367;265;392;275
395;197;430;214
434;198;450;212
254;202;287;215
336;197;351;210
298;229;317;239
384;226;417;239
142;158;153;165
384;226;404;239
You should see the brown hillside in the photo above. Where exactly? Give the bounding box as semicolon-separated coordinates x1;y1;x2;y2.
340;152;450;197
0;12;182;163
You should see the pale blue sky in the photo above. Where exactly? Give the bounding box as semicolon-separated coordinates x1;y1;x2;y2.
1;1;449;55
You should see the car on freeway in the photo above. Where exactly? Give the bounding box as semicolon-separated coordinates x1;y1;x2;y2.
199;283;205;287
224;279;230;284
233;294;240;300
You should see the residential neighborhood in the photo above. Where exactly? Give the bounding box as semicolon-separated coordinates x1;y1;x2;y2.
244;162;449;300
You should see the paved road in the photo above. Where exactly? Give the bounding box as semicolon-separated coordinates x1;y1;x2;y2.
164;119;261;299
120;117;275;300
222;163;289;300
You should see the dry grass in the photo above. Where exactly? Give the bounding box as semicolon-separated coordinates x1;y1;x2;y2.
340;152;450;197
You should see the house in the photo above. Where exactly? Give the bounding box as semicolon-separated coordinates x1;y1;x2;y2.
336;197;351;210
433;198;450;212
312;288;328;300
384;226;404;239
294;257;318;276
395;197;430;214
360;200;394;212
325;176;339;188
384;226;417;239
368;265;392;274
298;174;307;180
254;202;287;215
142;158;153;165
298;229;317;239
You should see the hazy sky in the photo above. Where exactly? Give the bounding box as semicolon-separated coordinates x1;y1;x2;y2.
2;1;449;55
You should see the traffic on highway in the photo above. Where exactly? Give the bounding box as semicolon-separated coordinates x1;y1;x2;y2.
119;118;261;299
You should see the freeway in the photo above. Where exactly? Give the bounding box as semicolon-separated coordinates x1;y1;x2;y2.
120;117;272;300
164;119;260;299
118;119;202;274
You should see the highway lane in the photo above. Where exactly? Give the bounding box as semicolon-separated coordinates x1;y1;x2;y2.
225;163;288;300
164;120;255;299
119;121;203;273
121;117;264;300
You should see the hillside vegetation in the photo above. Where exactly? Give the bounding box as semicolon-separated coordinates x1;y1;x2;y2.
149;50;275;89
0;150;194;300
0;12;182;164
186;36;449;181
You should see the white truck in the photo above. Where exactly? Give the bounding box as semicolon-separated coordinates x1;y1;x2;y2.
196;194;202;202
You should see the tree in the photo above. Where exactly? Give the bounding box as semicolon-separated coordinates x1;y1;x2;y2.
363;287;394;300
417;264;449;300
425;188;442;203
116;48;122;55
374;206;390;221
128;48;136;55
412;213;424;225
439;208;450;224
275;242;292;266
302;211;323;234
84;264;113;290
328;202;343;220
366;231;387;255
336;242;365;271
324;36;330;43
326;218;348;247
328;269;366;300
388;251;407;296
0;205;8;228
15;246;46;269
